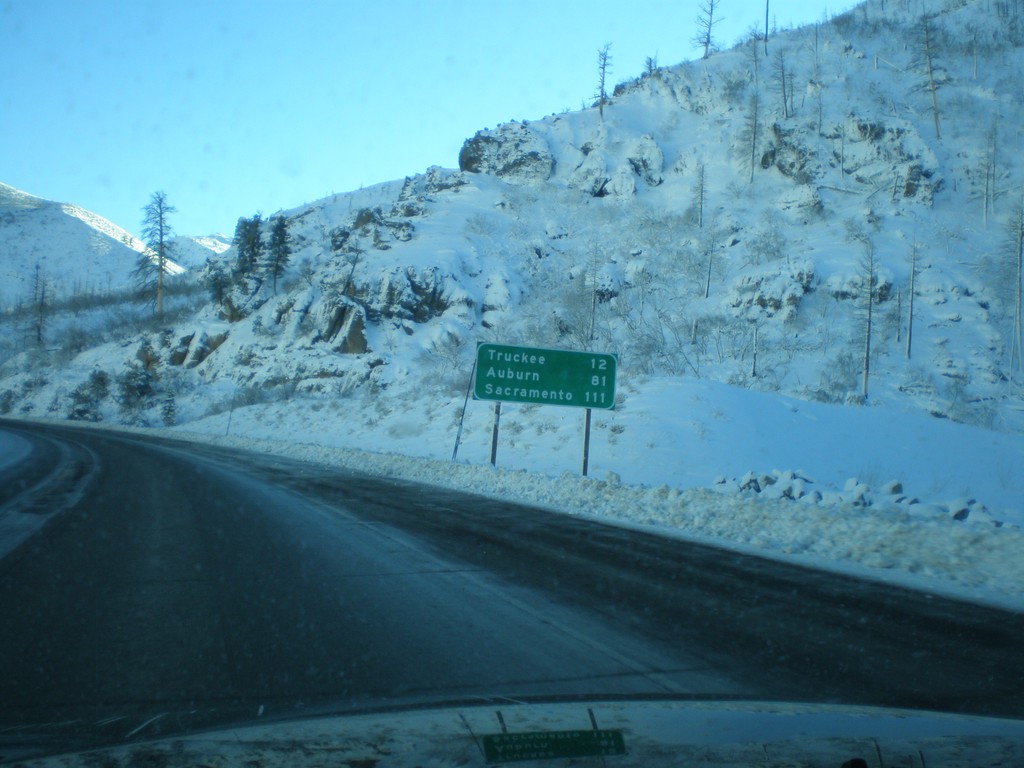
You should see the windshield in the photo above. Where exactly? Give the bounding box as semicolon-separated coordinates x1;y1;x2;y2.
1;0;1023;764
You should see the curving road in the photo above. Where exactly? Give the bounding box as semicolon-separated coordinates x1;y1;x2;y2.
1;420;1022;759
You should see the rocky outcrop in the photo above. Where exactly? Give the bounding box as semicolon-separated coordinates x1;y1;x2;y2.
568;134;664;198
459;123;555;182
184;330;229;368
318;300;367;354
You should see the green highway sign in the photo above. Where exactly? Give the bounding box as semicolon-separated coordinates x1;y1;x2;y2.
474;343;617;410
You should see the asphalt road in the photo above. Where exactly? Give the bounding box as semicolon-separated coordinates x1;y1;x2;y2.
1;421;1023;759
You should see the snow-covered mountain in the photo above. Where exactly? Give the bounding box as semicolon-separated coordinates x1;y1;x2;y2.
1;0;1022;533
0;182;232;309
170;234;232;269
0;182;151;307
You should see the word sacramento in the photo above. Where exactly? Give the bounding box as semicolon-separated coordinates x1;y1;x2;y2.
481;383;574;401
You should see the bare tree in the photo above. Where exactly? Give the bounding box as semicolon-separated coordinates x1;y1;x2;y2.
915;14;944;140
741;93;761;183
861;240;877;399
982;119;999;226
693;0;723;60
764;0;770;54
31;262;49;347
847;220;877;399
811;24;823;135
596;44;612;120
906;237;919;359
772;49;790;118
557;252;606;351
739;39;761;182
697;220;725;300
136;191;176;317
1005;200;1024;384
691;162;707;229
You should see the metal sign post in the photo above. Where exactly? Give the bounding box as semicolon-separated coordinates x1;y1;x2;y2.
489;401;501;467
582;408;593;477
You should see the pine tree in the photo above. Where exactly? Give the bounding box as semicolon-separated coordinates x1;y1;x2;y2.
233;213;265;280
136;191;176;317
266;216;292;293
205;263;230;306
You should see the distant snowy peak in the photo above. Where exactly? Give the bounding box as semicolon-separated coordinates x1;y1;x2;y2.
171;234;232;269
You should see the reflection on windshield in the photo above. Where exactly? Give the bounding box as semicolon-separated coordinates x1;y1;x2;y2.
2;0;1024;763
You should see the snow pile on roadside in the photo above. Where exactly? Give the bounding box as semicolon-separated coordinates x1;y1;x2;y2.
715;470;1008;527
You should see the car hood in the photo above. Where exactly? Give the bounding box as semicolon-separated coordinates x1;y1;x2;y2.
7;698;1024;767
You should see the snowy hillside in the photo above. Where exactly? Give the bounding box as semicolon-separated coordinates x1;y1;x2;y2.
1;0;1023;601
0;182;154;306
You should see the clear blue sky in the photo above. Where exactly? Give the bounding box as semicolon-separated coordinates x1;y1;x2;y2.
1;0;856;238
